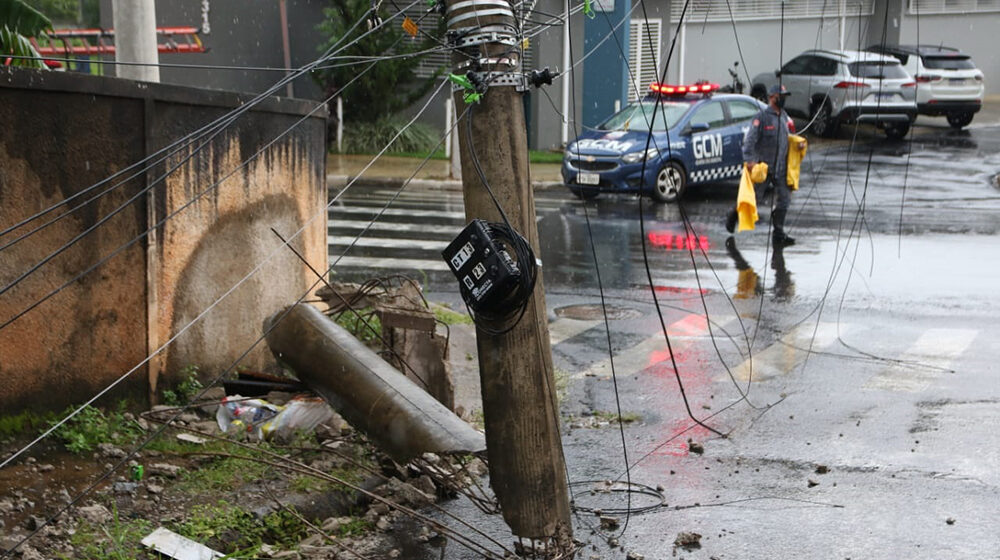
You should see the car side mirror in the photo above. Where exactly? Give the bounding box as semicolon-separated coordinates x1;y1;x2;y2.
684;122;711;135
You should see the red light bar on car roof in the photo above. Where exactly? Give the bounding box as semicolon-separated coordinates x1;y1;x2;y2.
649;82;719;95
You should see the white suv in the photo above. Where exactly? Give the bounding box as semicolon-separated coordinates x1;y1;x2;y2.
867;44;985;129
750;49;917;139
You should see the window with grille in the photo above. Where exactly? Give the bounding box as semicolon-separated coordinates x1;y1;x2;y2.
909;0;1000;13
672;0;875;22
628;18;662;102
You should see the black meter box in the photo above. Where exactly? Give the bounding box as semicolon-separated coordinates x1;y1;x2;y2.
442;219;521;312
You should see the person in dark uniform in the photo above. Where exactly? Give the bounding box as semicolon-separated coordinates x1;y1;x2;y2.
725;84;795;246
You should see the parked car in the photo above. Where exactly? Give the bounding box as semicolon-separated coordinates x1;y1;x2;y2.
562;83;790;203
866;44;985;129
749;49;917;139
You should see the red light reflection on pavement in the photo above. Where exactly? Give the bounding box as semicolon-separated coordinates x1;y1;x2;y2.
647;231;711;252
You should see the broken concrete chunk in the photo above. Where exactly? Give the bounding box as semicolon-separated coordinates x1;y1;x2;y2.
599;516;620;530
815;465;829;474
76;504;112;524
674;531;702;549
688;441;705;454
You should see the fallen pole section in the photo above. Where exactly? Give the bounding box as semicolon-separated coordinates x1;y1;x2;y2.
264;303;485;463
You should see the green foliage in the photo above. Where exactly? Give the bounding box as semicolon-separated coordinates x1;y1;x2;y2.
336;516;373;537
342;115;439;154
50;402;144;454
173;501;309;554
176;451;271;493
333;307;382;344
0;0;51;69
0;409;56;438
67;504;152;560
22;0;74;21
311;0;442;127
163;365;205;406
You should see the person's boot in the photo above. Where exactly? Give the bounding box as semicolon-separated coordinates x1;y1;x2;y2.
772;208;795;246
725;208;738;234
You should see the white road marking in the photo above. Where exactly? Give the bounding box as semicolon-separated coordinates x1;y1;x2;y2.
730;322;848;383
329;256;450;271
328;235;448;251
863;329;977;392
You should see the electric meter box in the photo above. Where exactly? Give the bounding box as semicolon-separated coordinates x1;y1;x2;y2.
442;219;521;312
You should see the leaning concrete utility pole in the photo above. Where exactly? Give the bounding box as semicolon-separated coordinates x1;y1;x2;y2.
444;0;573;553
112;0;160;82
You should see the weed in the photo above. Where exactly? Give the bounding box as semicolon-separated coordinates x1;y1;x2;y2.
337;516;373;538
172;500;309;554
163;365;204;406
176;450;271;493
468;409;485;430
333;307;382;344
66;504;152;560
553;367;570;405
0;410;56;439
50;402;144;454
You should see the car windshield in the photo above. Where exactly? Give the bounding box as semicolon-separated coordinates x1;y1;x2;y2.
848;61;909;79
922;56;976;70
597;101;691;132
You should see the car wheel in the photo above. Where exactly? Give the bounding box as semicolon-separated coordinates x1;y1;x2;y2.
946;112;974;129
884;122;910;140
810;101;837;138
651;161;686;203
569;185;600;200
751;85;767;103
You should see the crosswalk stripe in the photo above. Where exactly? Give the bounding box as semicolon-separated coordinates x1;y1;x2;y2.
328;220;459;236
572;314;719;380
730;321;847;383
548;318;601;346
329;256;451;271
327;235;448;252
331;206;466;220
863;329;977;392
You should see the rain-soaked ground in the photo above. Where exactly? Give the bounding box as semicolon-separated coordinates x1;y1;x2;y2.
330;121;1000;559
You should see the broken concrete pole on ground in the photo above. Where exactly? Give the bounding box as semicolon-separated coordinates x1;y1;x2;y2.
264;303;485;463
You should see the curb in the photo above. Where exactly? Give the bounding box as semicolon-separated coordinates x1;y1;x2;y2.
327;174;564;192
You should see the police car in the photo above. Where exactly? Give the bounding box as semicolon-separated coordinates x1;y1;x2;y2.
562;82;792;203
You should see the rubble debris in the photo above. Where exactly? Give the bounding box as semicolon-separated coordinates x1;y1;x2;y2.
264;303;485;463
674;531;702;549
626;552;645;560
688;440;705;454
222;370;308;397
815;465;829;474
176;434;207;445
599;516;619;530
946;517;956;525
807;479;819;488
216;395;335;441
76;504;112;524
141;527;224;560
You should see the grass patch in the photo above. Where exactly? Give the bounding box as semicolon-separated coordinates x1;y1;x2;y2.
176;448;271;493
336;516;373;538
431;303;473;326
66;505;152;560
50;402;144;454
0;410;56;439
342;117;439;154
172;500;310;554
553;367;570;405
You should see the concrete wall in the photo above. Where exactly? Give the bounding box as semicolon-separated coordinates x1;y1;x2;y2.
674;14;870;89
897;11;1000;95
0;67;327;413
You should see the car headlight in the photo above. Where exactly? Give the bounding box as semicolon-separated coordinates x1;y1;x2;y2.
621;148;659;164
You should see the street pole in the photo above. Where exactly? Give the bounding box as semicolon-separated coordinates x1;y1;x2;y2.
111;0;160;83
560;0;570;146
444;0;572;553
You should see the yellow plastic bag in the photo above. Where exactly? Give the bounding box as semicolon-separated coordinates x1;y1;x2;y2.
786;134;808;190
737;162;767;232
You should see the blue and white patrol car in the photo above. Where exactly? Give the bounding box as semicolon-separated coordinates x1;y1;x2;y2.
562;83;791;203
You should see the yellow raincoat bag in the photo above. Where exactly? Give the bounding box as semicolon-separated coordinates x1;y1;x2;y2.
737;162;768;231
786;134;808;191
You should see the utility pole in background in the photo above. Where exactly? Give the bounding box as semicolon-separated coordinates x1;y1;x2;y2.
444;0;573;554
112;0;160;82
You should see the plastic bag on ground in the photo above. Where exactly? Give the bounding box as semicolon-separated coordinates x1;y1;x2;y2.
215;394;334;441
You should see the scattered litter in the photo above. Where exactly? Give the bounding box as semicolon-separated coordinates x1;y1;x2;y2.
607;536;619;548
626;552;645;560
216;395;334;441
807;479;819;488
688;440;704;454
674;531;702;549
599;515;619;530
946;517;956;525
176;433;207;445
113;482;139;494
141;527;224;560
815;465;829;474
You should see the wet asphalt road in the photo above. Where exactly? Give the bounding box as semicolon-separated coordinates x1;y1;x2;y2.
330;123;1000;559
